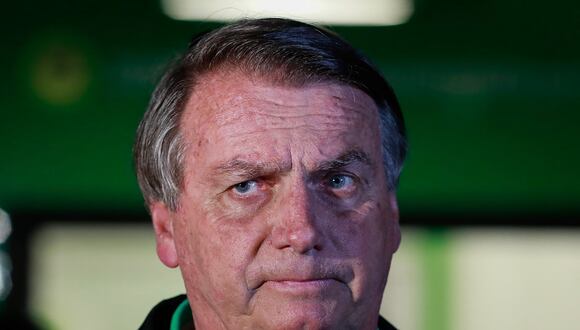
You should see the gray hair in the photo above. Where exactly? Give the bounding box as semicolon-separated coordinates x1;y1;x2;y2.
133;18;407;211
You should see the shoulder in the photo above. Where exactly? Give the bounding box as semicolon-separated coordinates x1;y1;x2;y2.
138;295;187;330
378;315;398;330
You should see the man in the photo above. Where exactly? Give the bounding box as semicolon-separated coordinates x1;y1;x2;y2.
134;18;407;330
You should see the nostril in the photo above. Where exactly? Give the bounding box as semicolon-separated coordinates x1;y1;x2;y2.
313;242;323;251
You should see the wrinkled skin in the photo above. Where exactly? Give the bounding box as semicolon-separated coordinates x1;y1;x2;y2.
150;70;401;330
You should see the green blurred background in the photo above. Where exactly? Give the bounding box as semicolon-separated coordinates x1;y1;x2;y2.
0;0;579;329
1;0;579;215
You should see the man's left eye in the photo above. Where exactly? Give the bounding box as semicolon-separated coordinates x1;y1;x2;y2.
327;174;354;190
232;180;259;195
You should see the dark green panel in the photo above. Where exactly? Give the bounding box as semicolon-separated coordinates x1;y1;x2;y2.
1;0;579;216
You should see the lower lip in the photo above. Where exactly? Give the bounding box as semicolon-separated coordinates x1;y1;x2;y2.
263;279;338;293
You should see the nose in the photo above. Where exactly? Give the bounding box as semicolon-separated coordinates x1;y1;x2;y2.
270;180;323;254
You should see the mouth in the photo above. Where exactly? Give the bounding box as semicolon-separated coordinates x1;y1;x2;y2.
259;278;343;294
247;262;354;293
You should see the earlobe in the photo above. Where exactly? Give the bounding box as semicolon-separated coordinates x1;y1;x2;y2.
150;202;179;268
393;223;402;253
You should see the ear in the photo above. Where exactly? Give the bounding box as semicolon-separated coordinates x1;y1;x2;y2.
387;192;402;253
150;201;179;268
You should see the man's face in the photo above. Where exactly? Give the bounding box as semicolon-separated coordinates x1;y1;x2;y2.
153;70;400;330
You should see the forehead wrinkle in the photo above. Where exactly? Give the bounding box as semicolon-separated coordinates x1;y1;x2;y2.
210;83;375;126
214;105;369;139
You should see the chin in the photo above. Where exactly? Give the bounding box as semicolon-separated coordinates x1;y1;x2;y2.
260;313;336;330
253;300;346;330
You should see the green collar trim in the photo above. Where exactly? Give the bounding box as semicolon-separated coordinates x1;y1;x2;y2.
170;297;191;330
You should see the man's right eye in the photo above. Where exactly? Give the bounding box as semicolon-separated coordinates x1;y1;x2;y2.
232;180;259;195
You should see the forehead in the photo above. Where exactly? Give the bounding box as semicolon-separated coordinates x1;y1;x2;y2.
184;70;378;127
180;70;381;166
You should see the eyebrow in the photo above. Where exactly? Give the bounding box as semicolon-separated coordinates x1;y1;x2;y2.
314;149;371;172
212;158;285;179
211;149;371;180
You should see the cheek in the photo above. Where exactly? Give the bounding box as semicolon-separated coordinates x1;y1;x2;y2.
175;203;266;289
335;201;393;271
334;201;390;248
340;207;394;301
